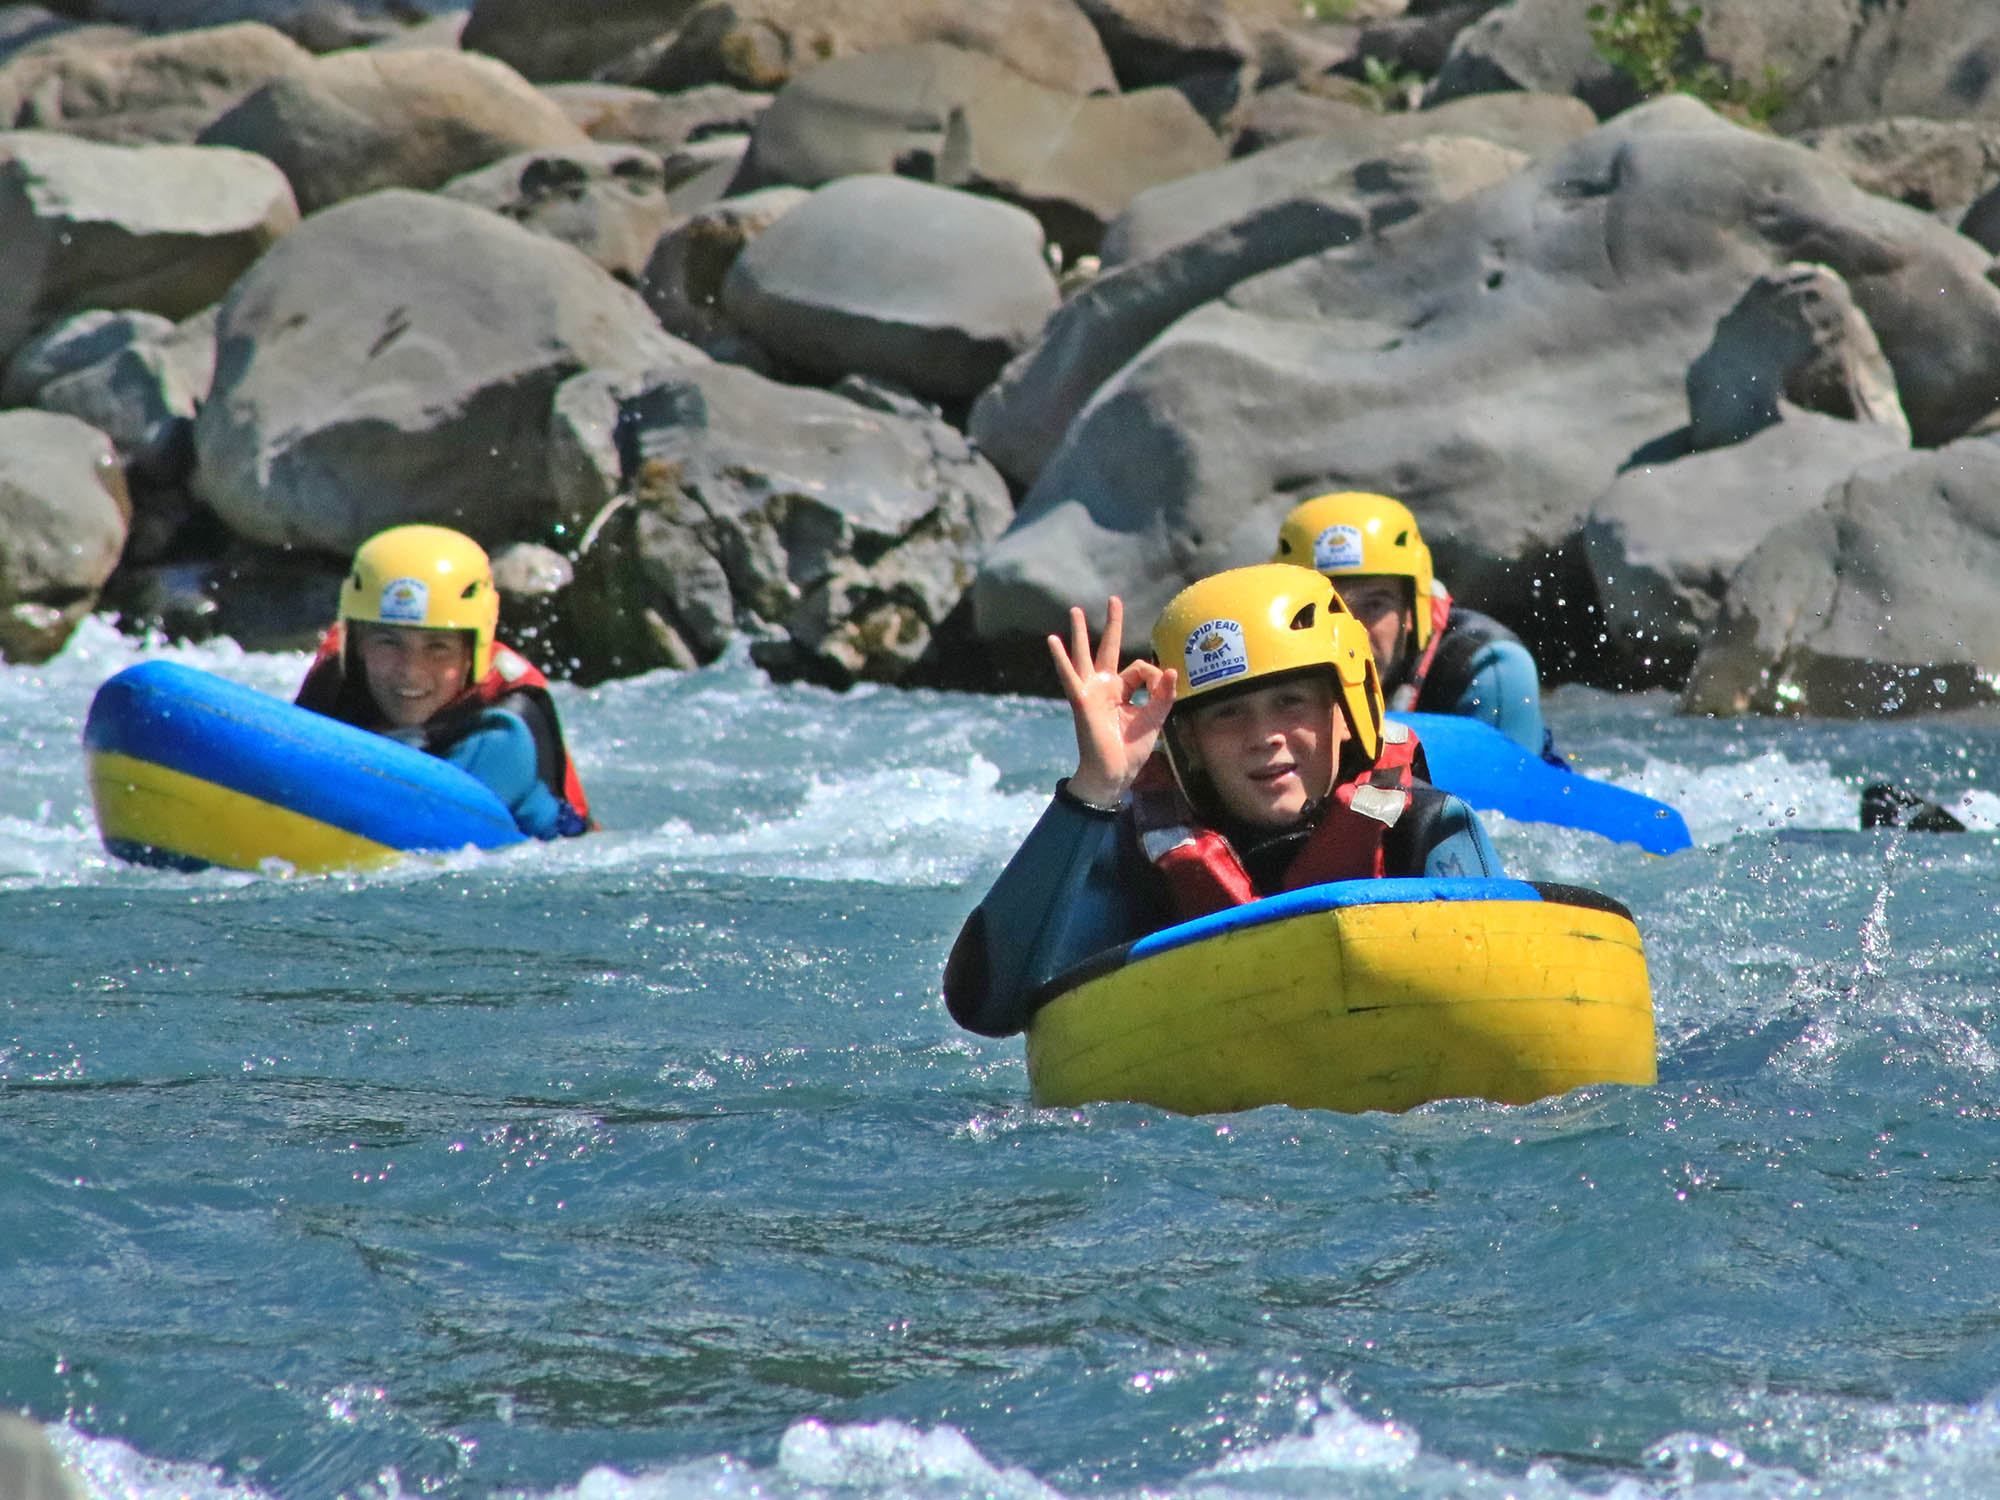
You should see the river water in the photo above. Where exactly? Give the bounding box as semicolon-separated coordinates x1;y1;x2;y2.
4;621;2000;1500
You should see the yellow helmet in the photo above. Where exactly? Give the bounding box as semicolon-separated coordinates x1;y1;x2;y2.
1272;491;1437;651
1151;563;1385;774
339;524;498;680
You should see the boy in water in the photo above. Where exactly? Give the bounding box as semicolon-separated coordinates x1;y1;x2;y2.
944;564;1500;1037
1274;491;1557;759
295;524;592;839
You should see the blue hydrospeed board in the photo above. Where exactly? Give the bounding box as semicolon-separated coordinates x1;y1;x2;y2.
84;660;525;869
1393;710;1693;854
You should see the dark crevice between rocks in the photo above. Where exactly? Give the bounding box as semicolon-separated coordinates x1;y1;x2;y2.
1441;538;1642;693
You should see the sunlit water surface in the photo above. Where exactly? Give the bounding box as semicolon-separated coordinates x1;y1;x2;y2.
5;621;2000;1500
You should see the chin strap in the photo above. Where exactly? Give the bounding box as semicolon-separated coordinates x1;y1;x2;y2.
1386;580;1454;712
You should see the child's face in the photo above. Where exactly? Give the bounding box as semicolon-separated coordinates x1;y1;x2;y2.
1183;675;1346;830
1330;575;1411;674
355;623;473;728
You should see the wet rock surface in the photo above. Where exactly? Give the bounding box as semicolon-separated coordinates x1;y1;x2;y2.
5;0;2000;712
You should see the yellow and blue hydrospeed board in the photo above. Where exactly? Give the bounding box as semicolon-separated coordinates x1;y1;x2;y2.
1025;877;1657;1116
84;660;525;873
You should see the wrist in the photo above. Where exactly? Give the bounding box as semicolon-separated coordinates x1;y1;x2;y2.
1059;776;1124;815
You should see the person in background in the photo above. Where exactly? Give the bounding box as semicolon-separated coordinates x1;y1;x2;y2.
944;564;1500;1037
1274;491;1558;760
295;524;593;839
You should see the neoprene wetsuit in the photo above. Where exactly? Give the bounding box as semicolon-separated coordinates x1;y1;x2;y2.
379;711;569;839
1408;606;1550;758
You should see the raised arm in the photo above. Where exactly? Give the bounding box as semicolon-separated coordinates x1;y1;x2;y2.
1048;595;1178;808
944;598;1177;1035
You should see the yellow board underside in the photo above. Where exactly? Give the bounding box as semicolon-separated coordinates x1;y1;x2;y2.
1025;899;1656;1116
88;749;400;874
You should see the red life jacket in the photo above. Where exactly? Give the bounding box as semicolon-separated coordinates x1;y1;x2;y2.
1127;721;1424;924
1386;582;1456;713
297;625;594;830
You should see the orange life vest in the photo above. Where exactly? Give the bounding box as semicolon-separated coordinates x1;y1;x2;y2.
297;625;594;830
1127;722;1424;924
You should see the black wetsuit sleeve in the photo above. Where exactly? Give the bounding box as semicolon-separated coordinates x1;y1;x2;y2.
1384;785;1505;878
943;784;1160;1037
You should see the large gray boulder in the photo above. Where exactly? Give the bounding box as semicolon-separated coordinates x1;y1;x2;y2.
1423;0;1637;117
721;174;1058;402
544;363;1013;685
639;185;807;361
970;133;1530;489
1682;439;2000;717
0;22;312;142
30;1;465;47
464;0;1116;95
1794;117;2000;227
0;10;86;68
542;80;770;152
1;306;174;405
0;408;129;663
1074;0;1261;86
967;97;2000;655
1427;0;1861;124
21;305;217;562
1070;0;1347;103
1581;411;1911;685
1100;89;1595;267
1685;262;1908;452
460;0;684;83
734;42;1225;255
1784;0;2000;130
439;143;677;285
1225;87;1382;159
193;188;702;556
34;325;205;473
196;46;588;214
0;131;297;368
612;0;1118;96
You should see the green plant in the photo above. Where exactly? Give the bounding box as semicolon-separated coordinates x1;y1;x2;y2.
1359;54;1422;111
1586;0;1792;123
1298;0;1359;20
1587;0;1702;97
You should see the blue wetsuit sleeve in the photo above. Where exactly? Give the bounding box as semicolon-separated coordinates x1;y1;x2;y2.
438;710;565;840
943;786;1156;1036
1448;640;1548;756
1420;794;1504;879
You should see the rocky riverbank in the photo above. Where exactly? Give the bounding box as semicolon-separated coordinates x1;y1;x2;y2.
3;0;1999;713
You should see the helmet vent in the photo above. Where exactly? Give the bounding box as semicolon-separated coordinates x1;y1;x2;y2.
1289;603;1315;630
1394;529;1409;546
461;581;481;599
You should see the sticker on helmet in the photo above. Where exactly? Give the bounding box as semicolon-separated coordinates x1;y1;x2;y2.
379;577;430;624
1185;618;1249;689
1313;524;1365;572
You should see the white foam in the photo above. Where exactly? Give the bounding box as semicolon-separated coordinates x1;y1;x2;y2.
47;1422;269;1500
777;1418;1061;1497
530;756;1049;888
2;614;309;699
1617;750;1858;847
1942;789;2000;832
492;1421;1061;1500
34;1391;2000;1500
1194;1403;1420;1478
